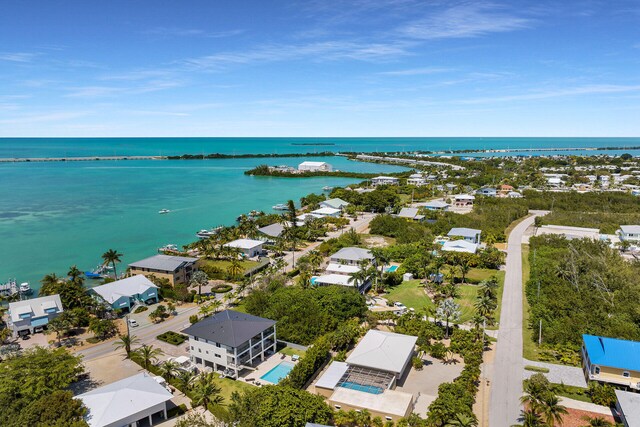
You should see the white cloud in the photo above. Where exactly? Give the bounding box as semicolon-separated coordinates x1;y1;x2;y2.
378;67;453;76
0;52;39;63
455;84;640;104
142;27;245;38
400;2;532;40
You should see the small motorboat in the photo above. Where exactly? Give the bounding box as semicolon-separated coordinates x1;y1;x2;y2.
158;209;170;214
19;282;33;295
159;244;179;252
272;204;288;210
196;227;222;239
322;186;334;191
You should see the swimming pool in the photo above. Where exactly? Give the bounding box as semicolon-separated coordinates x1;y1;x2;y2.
260;361;295;384
340;381;384;394
386;265;398;272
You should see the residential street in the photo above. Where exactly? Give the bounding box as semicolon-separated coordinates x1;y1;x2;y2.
489;213;543;427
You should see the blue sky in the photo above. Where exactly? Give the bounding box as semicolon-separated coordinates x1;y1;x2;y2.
1;0;639;137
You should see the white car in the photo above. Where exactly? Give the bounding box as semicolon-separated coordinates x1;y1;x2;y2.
128;318;139;327
394;302;406;309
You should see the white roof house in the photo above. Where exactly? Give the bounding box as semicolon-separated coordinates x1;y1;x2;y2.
396;207;425;221
615;389;640;427
76;373;173;427
330;247;374;265
328;387;414;419
325;263;361;275
299;161;332;172
453;194;475;201
346;330;417;376
619;225;640;242
310;207;342;218
371;176;400;186
9;294;63;324
441;240;478;254
319;198;350;210
257;223;285;238
315;361;349;390
422;200;449;210
224;239;265;257
91;275;158;305
313;274;353;287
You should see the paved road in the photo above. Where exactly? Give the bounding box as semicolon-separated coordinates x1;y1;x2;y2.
489;213;541;427
76;305;199;361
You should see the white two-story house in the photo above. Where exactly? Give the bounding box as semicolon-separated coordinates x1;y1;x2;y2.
182;310;276;378
7;294;64;337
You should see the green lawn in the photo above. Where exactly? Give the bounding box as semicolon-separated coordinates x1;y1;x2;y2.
212;373;253;404
200;259;260;273
385;280;434;312
521;244;541;361
278;346;306;357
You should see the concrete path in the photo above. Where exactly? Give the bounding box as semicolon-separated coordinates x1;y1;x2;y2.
489;213;542;427
558;397;613;416
523;360;587;388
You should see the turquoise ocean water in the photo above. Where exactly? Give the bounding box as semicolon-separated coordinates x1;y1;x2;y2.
1;137;639;291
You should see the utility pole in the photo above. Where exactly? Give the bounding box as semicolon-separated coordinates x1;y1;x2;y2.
538;319;542;346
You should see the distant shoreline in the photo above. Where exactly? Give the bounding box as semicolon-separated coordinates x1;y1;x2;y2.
0;145;638;163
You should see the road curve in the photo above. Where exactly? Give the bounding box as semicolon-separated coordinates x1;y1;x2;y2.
489;213;541;427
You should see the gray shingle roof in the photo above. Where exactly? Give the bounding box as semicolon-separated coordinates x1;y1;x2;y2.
129;254;198;272
258;223;285;238
330;247;374;262
397;207;419;218
181;310;276;347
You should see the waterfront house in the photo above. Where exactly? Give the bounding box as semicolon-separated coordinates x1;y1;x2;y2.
581;334;640;391
313;330;417;421
7;294;63;337
447;227;482;244
618;225;640;243
298;161;332;172
76;372;172;427
422;200;449;211
310;207;342;218
453;194;475;207
224;238;265;257
90;275;159;311
182;310;276;378
371;176;400;186
319;198;350;210
330;247;374;266
615;390;640;427
395;207;425;221
257;223;285;240
441;240;478;254
407;173;426;186
129;254;199;286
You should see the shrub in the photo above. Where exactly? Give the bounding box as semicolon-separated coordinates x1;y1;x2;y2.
412;356;424;370
588;383;617;407
211;284;233;293
429;342;447;359
157;331;187;346
134;306;148;314
189;315;199;324
167;404;187;418
280;335;331;389
524;365;550;373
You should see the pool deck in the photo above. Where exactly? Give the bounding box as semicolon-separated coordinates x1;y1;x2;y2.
239;352;298;385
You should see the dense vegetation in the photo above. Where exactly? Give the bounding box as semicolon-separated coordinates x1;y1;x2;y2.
526;235;640;348
244;282;367;344
329;187;403;213
245;164;395;179
0;347;87;427
167;151;337;159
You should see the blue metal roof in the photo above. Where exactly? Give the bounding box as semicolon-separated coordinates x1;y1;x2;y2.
583;334;640;372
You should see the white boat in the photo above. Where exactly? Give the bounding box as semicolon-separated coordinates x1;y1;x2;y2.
159;244;178;252
158;209;170;214
19;282;33;295
196;227;222;239
322;186;334;191
272;204;288;210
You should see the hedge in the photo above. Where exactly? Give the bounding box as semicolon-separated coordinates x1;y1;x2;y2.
157;331;187;346
211;284;233;293
134;306;148;314
280;335;331;389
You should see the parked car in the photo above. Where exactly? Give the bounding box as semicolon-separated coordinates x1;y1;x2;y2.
128;318;139;327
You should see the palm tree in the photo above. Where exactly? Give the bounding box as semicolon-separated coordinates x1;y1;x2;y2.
175;370;196;393
227;259;243;278
539;394;568;426
132;344;164;370
158;360;179;380
191;373;224;409
436;298;461;338
39;273;61;296
48;316;71;346
580;416;612;427
307;250;324;273
445;413;478;427
101;249;123;279
67;265;84;284
521;408;544;427
209;299;222;313
287;199;297;227
113;334;140;358
456;253;473;284
189;270;209;297
474;295;496;324
348;268;370;292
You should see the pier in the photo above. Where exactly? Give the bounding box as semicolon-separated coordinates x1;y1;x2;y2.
0;155;166;163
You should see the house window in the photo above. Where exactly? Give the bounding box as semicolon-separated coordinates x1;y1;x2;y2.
594;366;600;374
190;346;194;350
216;343;221;348
215;354;221;358
623;371;631;378
198;348;201;353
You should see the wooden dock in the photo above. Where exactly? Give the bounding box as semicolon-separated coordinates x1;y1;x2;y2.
0;155;166;163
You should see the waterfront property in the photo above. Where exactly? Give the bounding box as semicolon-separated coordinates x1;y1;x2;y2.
313;330;417;421
90;275;159;311
298;161;333;172
441;240;478;254
447;227;482;244
76;372;173;427
618;225;640;243
395;207;425;221
257;223;285;240
615;390;640;427
371;176;400;186
319;198;350;210
310;207;342;218
128;254;199;286
7;294;63;337
407;173;426;186
582;334;640;391
224;239;265;257
330;247;374;266
181;310;276;378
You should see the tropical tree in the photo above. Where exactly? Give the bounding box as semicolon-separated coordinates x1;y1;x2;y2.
189;270;209;297
474;295;496;324
88;318;117;340
227;259;243;279
521;408;544;427
39;273;61;296
191;373;224;409
113;334;140;358
175;370;196;393
132;344;164;370
158;360;179;380
66;265;84;285
538;394;568;426
436;298;461;338
445;413;478;427
101;249;123;279
48;315;71;346
580;416;613;427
